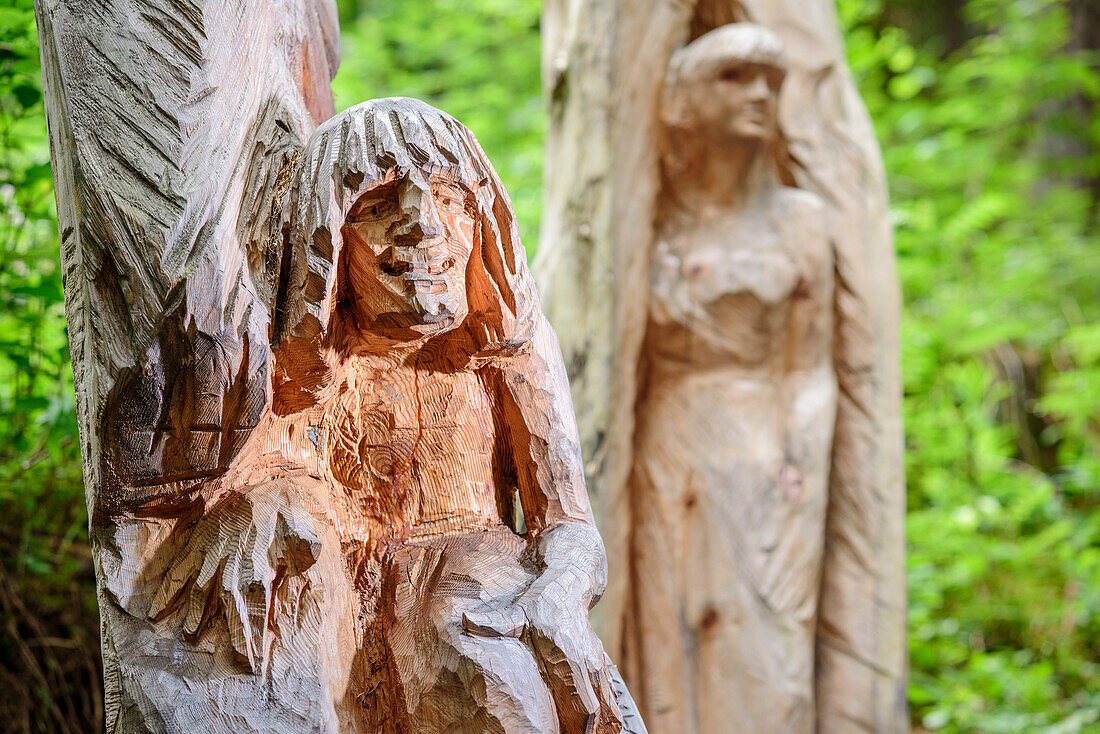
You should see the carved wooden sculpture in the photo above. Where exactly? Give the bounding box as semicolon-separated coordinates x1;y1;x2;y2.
37;2;645;731
539;2;906;733
631;24;834;731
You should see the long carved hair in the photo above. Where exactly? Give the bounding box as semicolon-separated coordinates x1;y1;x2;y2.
276;98;538;363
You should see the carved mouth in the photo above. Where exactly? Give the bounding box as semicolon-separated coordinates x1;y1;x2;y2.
380;248;456;279
405;278;448;294
740;104;773;124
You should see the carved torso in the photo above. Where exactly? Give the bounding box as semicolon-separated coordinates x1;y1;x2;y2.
647;186;832;378
321;359;503;546
629;181;838;733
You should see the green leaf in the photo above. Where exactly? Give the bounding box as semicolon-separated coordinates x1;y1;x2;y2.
12;81;39;108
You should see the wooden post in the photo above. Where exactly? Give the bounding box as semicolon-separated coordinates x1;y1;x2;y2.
36;0;338;727
537;2;907;733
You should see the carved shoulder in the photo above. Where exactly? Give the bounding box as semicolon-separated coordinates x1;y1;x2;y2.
773;186;832;279
775;186;828;236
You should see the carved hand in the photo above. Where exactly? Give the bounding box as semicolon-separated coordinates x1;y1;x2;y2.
462;522;624;731
147;482;322;672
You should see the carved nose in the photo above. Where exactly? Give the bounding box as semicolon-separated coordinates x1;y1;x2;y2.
393;219;438;248
393;183;444;246
745;74;771;100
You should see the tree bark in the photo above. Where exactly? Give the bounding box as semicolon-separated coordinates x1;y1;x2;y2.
537;2;907;733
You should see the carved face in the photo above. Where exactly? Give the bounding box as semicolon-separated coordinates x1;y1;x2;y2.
341;172;477;339
701;60;782;142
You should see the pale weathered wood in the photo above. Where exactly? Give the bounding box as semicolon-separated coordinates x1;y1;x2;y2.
39;3;645;731
36;1;339;727
538;2;906;733
633;23;836;731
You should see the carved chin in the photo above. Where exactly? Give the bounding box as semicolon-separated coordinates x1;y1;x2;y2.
728;117;776;141
367;299;468;338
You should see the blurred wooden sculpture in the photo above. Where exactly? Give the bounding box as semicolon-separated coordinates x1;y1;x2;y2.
630;24;834;732
36;2;644;731
539;2;906;733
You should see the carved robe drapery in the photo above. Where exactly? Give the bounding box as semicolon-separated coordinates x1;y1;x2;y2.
538;2;906;733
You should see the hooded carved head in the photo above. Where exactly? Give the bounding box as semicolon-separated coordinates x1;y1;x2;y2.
277;98;537;362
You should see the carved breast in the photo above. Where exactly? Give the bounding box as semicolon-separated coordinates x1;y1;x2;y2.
648;188;830;372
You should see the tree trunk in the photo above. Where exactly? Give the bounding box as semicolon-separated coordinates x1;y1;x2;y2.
35;0;338;727
1070;0;1100;220
537;2;907;733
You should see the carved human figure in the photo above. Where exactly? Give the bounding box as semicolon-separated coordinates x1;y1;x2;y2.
101;98;643;734
624;24;836;734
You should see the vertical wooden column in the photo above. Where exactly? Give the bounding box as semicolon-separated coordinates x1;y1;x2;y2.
35;1;338;727
38;5;648;731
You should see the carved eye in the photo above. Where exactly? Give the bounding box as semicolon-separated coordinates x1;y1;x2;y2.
432;182;472;214
718;65;752;84
348;193;399;223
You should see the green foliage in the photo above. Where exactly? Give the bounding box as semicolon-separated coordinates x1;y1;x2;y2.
332;0;544;253
842;0;1100;730
0;0;100;729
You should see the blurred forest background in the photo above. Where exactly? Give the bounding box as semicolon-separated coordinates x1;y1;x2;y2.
0;0;1097;731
